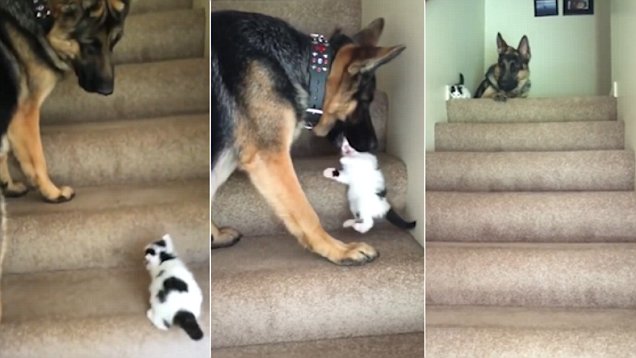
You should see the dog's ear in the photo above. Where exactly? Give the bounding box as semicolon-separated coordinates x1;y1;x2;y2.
517;35;531;61
347;45;406;75
353;18;385;47
496;32;509;54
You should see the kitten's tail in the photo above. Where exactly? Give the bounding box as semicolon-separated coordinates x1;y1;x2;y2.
174;310;203;341
458;73;464;85
385;208;416;230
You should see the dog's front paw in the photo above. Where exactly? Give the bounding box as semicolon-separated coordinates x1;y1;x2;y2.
494;93;508;102
43;186;75;203
212;227;242;249
1;181;28;197
335;242;379;266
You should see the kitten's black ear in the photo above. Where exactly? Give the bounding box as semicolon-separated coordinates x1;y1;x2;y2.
145;248;155;256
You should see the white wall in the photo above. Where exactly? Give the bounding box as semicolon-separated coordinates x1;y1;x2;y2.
484;0;611;97
426;0;485;151
362;0;424;246
612;0;636;160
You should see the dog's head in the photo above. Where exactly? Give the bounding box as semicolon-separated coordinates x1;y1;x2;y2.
314;18;405;153
493;32;530;92
50;0;130;95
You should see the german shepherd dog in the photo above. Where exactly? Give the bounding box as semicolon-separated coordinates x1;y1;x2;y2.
211;11;405;265
0;0;129;202
475;32;531;101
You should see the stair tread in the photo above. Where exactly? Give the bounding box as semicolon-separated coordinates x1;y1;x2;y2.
0;309;209;358
115;8;205;64
211;229;424;347
426;242;636;308
446;96;617;123
435;120;624;152
2;264;209;323
427;150;635;191
42;58;209;124
131;0;193;14
213;154;408;236
213;332;424;358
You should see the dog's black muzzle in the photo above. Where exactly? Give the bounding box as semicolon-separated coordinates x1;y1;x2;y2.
328;103;378;153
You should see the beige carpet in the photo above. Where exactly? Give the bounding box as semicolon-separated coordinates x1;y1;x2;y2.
0;1;210;356
211;0;424;355
427;96;636;357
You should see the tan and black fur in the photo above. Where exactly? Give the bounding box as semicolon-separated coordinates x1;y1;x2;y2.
0;0;129;202
475;32;531;101
211;11;405;265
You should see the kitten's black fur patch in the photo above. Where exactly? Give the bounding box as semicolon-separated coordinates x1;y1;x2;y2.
156;270;165;278
164;277;189;294
332;169;340;177
145;248;155;256
376;188;387;198
159;252;175;263
155;240;166;247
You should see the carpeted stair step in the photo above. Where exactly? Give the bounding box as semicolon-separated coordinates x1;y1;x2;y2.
0;265;209;357
212;155;407;237
426;191;636;242
213;332;424;358
426;242;636;308
211;229;423;348
427;305;636;357
447;96;617;123
8;115;208;188
426;150;635;192
4;179;209;274
131;0;194;14
114;9;205;65
42;58;208;124
212;0;361;35
435;121;624;152
292;91;388;157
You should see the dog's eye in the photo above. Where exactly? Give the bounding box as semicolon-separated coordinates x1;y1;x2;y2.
510;62;519;71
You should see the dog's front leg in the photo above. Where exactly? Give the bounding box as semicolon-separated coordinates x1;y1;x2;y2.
0;138;28;197
243;150;378;265
8;101;74;203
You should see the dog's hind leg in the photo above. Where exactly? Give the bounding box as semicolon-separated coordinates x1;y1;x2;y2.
211;149;242;249
0;136;27;197
8;101;74;203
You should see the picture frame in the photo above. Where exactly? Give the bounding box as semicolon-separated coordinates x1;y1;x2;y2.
534;0;558;17
563;0;594;15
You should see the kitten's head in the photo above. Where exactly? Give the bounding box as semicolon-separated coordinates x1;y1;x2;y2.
144;234;177;269
449;84;471;99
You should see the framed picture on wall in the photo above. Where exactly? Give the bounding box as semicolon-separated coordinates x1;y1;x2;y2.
563;0;594;15
535;0;558;17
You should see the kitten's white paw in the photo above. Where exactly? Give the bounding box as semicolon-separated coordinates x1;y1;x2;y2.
323;168;336;178
343;219;356;228
353;222;372;234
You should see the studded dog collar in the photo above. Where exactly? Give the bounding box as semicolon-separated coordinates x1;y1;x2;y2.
305;33;333;129
32;0;53;33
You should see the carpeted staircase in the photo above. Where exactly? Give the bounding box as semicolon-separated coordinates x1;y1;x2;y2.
0;1;210;357
210;1;424;356
426;96;636;356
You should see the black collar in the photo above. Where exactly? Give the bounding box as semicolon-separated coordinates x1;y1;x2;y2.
304;33;333;129
32;0;54;33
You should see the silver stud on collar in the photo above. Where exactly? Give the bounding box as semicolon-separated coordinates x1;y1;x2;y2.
33;0;52;19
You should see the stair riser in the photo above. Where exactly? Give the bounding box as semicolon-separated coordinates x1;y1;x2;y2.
212;263;423;347
427;192;636;242
4;200;209;274
114;9;205;65
427;244;636;308
212;158;407;236
427;327;636;357
131;0;194;14
42;59;208;125
426;151;635;192
446;97;617;123
8;116;208;188
212;0;361;35
435;121;624;152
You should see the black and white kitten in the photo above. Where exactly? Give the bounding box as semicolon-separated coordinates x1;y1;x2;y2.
144;234;203;341
323;138;416;233
449;73;471;99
